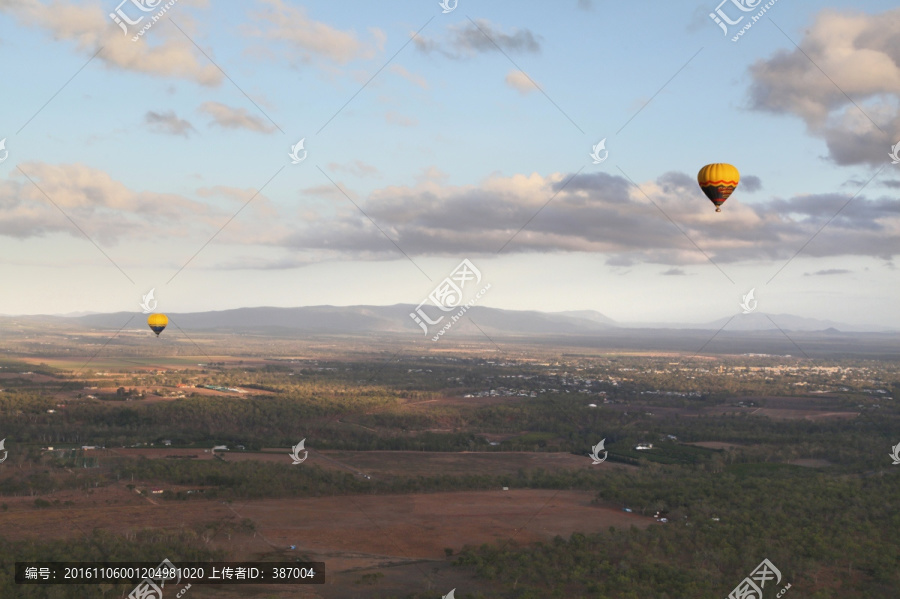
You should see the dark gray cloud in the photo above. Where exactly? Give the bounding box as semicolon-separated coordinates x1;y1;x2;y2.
662;268;687;276
415;19;541;59
805;269;851;276
742;175;762;192
643;171;694;196
270;170;900;266
145;111;195;137
456;20;540;53
199;101;277;133
412;36;439;54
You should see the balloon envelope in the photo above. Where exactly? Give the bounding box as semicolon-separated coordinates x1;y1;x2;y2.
697;163;740;212
147;313;168;336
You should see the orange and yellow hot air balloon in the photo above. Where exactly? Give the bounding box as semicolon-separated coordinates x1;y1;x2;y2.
147;313;168;337
697;163;740;212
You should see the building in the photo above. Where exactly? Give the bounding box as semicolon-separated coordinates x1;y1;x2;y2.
635;443;653;450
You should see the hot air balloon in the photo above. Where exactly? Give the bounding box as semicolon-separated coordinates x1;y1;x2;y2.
697;163;740;212
147;313;168;337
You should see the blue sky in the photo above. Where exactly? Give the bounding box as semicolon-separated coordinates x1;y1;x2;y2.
0;0;898;328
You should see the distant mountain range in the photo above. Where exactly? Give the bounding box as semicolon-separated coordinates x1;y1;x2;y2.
41;305;893;335
620;312;893;334
4;305;898;357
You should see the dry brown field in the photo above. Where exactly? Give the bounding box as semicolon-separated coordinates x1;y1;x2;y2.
0;372;58;383
0;483;651;597
18;355;274;371
752;407;859;420
599;395;861;421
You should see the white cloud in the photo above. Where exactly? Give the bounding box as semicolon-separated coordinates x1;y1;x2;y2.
505;69;538;95
249;0;381;64
390;64;428;90
0;0;222;85
0;162;218;244
748;8;900;165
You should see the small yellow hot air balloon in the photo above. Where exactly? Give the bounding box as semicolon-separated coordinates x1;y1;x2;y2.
147;313;168;337
697;163;740;212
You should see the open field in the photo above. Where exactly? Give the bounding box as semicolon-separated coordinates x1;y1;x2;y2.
16;354;272;371
752;407;860;420
236;489;650;565
0;484;649;566
602;400;862;420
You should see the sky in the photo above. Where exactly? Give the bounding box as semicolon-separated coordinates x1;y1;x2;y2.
0;0;898;328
